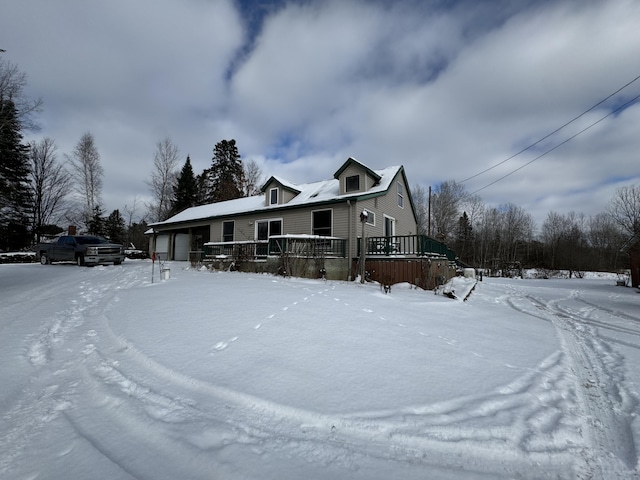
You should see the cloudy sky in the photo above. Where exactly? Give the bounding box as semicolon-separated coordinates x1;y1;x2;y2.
2;0;639;230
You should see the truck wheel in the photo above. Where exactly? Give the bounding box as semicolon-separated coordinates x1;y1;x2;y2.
76;254;85;266
40;253;50;265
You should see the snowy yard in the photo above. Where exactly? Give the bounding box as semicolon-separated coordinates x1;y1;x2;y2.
1;261;639;479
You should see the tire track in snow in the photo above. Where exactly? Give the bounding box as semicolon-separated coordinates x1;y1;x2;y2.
61;278;587;479
507;289;638;478
2;265;146;478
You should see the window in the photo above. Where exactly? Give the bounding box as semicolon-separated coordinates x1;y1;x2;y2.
345;175;360;192
222;221;234;242
256;219;282;240
397;182;404;208
269;188;279;205
365;211;375;226
312;209;332;236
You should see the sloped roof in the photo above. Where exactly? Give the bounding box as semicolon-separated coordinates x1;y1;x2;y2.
260;175;301;194
333;156;381;182
150;163;403;228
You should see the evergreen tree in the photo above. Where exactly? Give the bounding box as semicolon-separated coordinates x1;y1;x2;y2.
195;169;210;206
171;155;198;214
87;205;105;236
105;209;125;244
454;211;474;263
0;98;32;250
206;139;245;203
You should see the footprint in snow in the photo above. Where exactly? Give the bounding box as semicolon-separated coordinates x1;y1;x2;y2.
212;342;228;351
362;309;373;313
254;324;262;329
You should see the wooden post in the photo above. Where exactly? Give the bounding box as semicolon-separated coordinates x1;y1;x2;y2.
360;210;368;283
428;185;432;237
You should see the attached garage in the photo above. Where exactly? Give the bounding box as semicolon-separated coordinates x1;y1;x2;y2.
173;234;190;261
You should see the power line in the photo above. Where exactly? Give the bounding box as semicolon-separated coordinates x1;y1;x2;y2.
459;73;640;184
469;92;640;195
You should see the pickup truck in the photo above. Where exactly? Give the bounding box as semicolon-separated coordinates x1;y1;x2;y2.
36;235;125;266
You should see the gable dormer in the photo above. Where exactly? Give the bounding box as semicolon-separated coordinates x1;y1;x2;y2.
334;157;382;195
260;176;301;206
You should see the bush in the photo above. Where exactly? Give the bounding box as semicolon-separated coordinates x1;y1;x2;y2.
0;252;37;264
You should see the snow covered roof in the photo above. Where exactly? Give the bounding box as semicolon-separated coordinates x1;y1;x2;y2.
150;162;403;228
260;175;301;194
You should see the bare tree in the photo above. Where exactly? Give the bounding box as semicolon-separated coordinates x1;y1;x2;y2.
461;194;485;229
541;211;588;275
411;184;429;235
147;137;180;222
541;211;564;270
0;58;43;131
431;180;468;243
501;203;534;264
124;196;143;229
607;184;640;237
243;158;263;197
475;206;501;271
66;132;103;227
588;212;625;271
29;138;72;242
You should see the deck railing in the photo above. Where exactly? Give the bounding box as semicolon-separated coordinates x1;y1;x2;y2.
204;236;347;261
203;235;453;262
204;241;269;260
358;235;456;261
268;235;347;258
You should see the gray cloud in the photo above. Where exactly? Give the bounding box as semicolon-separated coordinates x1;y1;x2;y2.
2;0;639;230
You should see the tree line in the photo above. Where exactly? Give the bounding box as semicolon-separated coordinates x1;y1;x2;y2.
2;57;639;274
413;181;640;275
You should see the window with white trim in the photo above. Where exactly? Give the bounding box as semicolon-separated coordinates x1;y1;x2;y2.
269;188;279;205
365;211;375;226
222;221;234;242
256;219;282;240
312;209;332;236
397;182;404;208
345;175;360;192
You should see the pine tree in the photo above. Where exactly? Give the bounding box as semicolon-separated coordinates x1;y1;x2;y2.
206;139;245;203
454;211;474;263
87;205;105;236
171;155;198;214
105;209;125;244
0;98;32;250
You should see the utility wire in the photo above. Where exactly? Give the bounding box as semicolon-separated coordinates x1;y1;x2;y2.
459;74;640;184
469;92;640;195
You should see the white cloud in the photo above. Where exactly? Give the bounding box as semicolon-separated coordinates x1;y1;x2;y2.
2;0;639;230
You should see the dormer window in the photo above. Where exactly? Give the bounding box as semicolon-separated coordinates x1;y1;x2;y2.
269;188;279;205
346;175;360;193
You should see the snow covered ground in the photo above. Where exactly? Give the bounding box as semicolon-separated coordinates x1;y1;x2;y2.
1;260;639;479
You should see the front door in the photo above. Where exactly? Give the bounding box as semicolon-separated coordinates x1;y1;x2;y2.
384;215;395;237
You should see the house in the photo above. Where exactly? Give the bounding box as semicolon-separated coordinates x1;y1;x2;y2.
622;232;640;288
148;157;456;284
